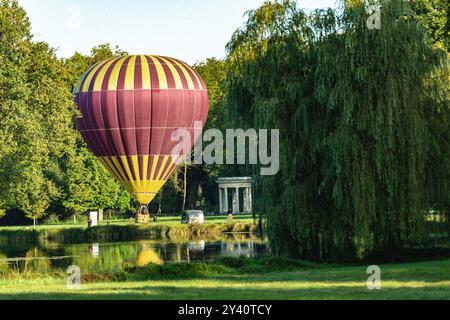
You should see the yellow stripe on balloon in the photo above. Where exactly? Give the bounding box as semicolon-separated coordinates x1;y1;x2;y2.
75;61;103;93
156;156;169;181
93;58;118;92
160;159;176;180
140;55;152;90
157;56;183;90
150;155;159;180
120;156;136;186
147;55;168;89
131;156;140;182
124;55;137;90
165;57;195;90
142;155;149;180
81;59;113;92
184;64;204;90
74;68;91;94
108;56;128;91
98;158;118;180
105;157;124;182
111;157;128;182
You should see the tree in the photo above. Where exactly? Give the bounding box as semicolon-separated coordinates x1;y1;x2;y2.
409;0;449;51
226;0;449;261
0;1;132;224
0;0;77;225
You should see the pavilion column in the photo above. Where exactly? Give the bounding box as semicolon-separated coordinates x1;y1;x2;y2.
218;188;223;213
235;187;240;213
243;188;249;213
231;188;236;213
224;188;228;212
248;187;253;212
243;188;247;213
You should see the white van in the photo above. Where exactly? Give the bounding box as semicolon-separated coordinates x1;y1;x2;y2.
181;210;205;224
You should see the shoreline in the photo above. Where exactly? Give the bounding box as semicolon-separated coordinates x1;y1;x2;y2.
0;221;259;244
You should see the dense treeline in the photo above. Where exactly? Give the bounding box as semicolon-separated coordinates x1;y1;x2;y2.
0;1;231;225
0;1;134;225
1;0;449;263
226;0;449;261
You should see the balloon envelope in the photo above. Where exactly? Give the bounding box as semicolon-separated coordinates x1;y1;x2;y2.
74;55;209;205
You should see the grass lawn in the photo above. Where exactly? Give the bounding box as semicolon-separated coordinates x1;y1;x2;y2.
1;259;449;300
0;214;256;231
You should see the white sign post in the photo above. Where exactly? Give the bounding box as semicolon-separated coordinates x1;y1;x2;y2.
89;211;98;227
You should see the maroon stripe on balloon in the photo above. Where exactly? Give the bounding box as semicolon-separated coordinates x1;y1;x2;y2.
134;90;152;156
78;92;90;129
134;56;143;90
88;59;111;92
172;58;200;90
102;58;119;91
138;155;144;181
163;156;179;180
176;90;192;131
192;91;204;128
86;92;109;156
79;63;99;93
147;156;156;180
194;68;207;91
137;87;153;180
149;90;169;155
76;117;96;153
185;90;204;157
153;156;165;179
154;56;175;89
117;90;138;155
90;91;112;156
160;156;174;180
78;129;94;153
186;90;197;131
103;91;125;155
79;92;99;157
117;56;131;90
115;157;129;181
149;127;164;156
161;90;185;155
200;91;209;127
145;55;160;90
101;90;120;156
171;62;189;89
126;155;138;181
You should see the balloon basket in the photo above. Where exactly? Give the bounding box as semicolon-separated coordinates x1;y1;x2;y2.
136;204;151;224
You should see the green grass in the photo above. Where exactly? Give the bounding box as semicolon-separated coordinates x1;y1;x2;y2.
0;215;255;230
1;258;449;300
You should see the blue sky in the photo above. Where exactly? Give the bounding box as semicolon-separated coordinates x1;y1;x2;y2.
19;0;337;64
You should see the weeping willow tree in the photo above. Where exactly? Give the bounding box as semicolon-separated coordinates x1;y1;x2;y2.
226;0;449;261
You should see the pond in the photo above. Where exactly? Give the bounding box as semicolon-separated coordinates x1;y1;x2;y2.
0;234;270;274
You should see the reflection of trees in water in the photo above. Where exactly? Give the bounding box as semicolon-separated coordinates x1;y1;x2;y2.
0;253;9;272
0;245;54;273
0;236;270;273
22;248;51;273
65;242;142;273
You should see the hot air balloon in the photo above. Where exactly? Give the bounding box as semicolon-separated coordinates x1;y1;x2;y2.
73;55;209;223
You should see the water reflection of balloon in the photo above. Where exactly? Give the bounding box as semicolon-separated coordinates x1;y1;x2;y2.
74;55;209;219
136;248;163;267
